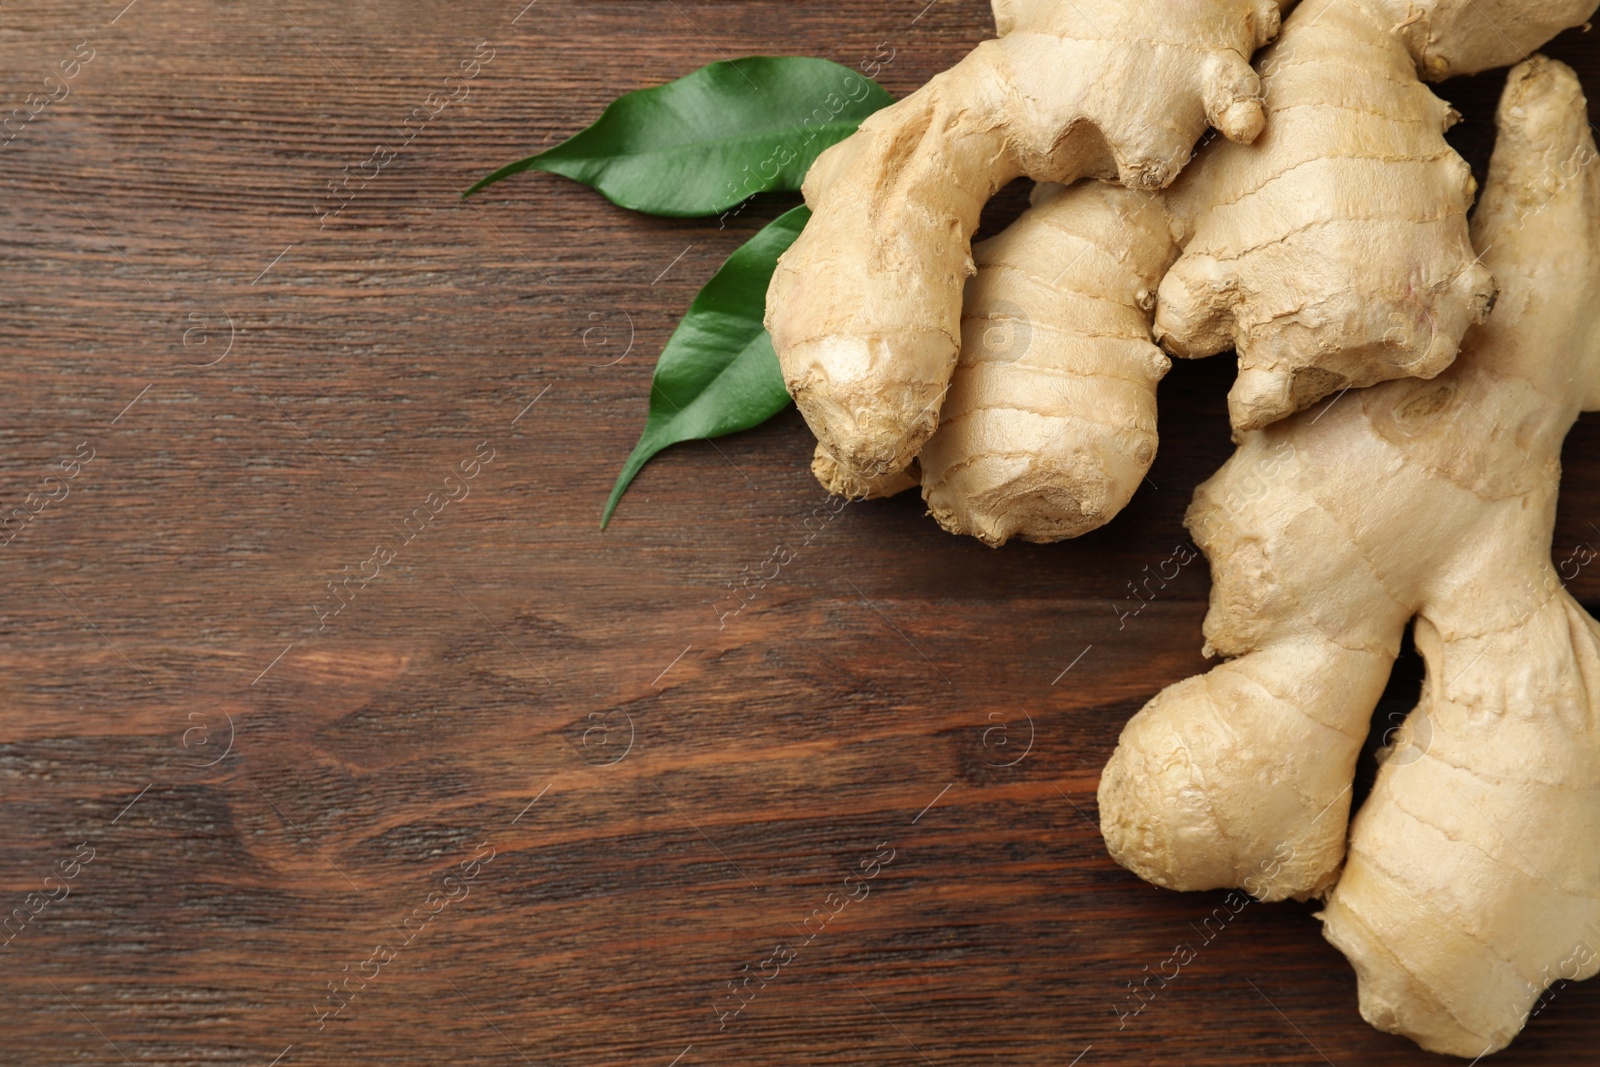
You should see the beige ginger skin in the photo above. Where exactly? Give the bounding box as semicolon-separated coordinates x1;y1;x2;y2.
1156;0;1501;432
1159;0;1600;433
917;181;1178;544
796;0;1597;546
1097;57;1600;1058
766;0;1291;480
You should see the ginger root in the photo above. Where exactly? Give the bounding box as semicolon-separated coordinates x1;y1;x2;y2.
1386;0;1600;80
1159;0;1598;431
811;444;919;501
1157;0;1503;431
766;0;1289;480
857;0;1596;544
1097;56;1600;1057
917;181;1176;545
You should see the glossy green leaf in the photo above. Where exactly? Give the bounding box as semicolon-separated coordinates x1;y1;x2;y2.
465;57;891;216
602;205;808;528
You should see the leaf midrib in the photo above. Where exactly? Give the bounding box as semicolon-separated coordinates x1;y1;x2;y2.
549;121;870;165
653;330;775;435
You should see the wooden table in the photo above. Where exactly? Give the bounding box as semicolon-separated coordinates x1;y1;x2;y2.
2;2;1596;1063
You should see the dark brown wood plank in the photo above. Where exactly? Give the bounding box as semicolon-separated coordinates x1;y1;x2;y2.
0;2;1596;1064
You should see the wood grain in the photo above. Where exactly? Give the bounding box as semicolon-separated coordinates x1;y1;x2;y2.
0;2;1596;1064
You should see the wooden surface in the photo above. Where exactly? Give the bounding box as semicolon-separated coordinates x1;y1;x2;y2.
1;2;1597;1064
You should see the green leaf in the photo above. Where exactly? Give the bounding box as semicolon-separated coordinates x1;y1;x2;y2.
602;205;809;528
465;57;892;216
